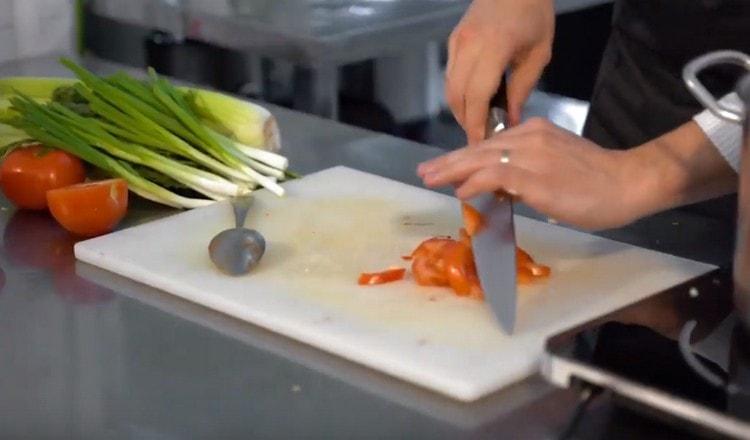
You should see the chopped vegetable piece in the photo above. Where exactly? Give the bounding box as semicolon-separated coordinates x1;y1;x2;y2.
441;241;479;296
528;263;551;277
412;255;449;287
406;235;550;298
47;178;128;237
358;268;406;286
0;143;85;210
517;266;535;285
409;237;452;260
461;203;484;237
458;227;471;247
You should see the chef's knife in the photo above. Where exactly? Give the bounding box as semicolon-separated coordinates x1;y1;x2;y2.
469;80;517;334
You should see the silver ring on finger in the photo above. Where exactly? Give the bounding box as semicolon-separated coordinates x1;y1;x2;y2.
499;148;511;165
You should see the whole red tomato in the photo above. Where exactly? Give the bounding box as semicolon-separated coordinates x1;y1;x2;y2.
0;144;86;210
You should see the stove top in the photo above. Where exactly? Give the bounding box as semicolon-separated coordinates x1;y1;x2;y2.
543;268;750;438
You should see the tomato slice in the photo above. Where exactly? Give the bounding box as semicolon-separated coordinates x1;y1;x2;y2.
407;234;550;295
458;227;471;247
47;179;128;237
410;237;452;259
528;263;551;277
0;144;85;210
358;268;406;285
461;203;484;237
517;266;535;285
441;241;476;296
412;256;449;287
517;247;533;266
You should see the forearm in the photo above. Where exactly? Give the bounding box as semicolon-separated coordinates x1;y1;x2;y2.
626;120;738;219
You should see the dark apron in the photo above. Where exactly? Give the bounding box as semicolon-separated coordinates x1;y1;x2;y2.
583;0;750;221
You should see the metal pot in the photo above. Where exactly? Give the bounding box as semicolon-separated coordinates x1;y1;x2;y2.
683;50;750;326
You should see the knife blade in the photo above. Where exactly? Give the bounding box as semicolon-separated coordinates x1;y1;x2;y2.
469;81;517;334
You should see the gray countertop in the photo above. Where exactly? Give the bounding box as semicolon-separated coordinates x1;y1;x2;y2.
0;54;731;439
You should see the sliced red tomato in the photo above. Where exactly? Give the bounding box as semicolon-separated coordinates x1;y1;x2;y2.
441;241;476;296
412;255;449;287
406;234;550;297
462;203;484;237
517;266;535;285
0;144;86;210
358;268;406;285
517;248;533;266
528;263;551;277
410;237;452;259
47;179;128;237
458;227;471;247
467;273;483;299
516;248;551;282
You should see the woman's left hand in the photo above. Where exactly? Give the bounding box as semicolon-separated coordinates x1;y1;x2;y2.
417;118;643;230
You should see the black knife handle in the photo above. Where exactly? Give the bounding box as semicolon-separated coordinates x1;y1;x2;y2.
489;73;509;111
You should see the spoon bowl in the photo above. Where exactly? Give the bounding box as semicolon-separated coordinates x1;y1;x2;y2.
208;195;266;275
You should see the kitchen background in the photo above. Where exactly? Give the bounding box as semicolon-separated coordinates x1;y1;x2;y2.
0;0;613;150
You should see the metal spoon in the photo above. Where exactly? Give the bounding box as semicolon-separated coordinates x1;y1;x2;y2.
208;195;266;275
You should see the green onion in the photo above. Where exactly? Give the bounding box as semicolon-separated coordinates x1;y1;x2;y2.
4;59;293;208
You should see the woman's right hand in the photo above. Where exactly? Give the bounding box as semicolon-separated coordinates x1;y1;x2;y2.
446;0;555;145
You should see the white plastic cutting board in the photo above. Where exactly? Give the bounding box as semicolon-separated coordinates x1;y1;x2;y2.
75;166;715;401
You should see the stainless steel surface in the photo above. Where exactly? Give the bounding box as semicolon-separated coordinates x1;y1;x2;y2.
208;196;266;276
0;53;737;438
471;192;517;334
541;269;742;438
683;50;750;124
474;104;516;333
683;51;750;332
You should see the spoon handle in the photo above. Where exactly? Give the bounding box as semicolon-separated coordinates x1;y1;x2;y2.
232;195;253;228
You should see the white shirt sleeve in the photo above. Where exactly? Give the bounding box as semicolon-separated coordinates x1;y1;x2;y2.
693;93;744;172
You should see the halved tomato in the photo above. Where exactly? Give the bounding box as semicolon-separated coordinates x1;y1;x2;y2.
358;268;406;285
0;144;86;210
47;179;128;237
